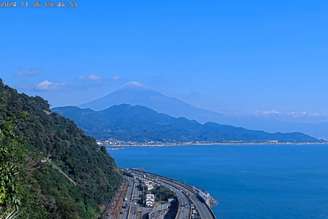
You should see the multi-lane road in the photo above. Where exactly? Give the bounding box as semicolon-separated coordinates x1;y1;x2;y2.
105;169;216;219
155;177;191;218
127;169;216;219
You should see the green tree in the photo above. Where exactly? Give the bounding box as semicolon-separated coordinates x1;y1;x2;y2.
0;122;24;210
0;79;122;218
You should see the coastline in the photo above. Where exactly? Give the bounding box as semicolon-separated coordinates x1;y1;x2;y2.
104;141;328;148
109;143;328;219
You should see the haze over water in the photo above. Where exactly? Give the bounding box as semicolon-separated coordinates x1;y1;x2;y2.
109;144;328;219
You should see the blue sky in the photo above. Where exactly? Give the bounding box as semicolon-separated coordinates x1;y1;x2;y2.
1;0;328;120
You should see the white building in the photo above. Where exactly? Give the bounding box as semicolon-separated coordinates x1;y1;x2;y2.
145;180;154;191
146;193;155;207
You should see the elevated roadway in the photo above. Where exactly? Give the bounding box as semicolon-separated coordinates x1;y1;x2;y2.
128;169;216;219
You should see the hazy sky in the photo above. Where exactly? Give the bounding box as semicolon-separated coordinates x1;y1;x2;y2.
1;0;327;118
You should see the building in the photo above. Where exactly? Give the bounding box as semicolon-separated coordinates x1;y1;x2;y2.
146;193;155;207
145;180;154;191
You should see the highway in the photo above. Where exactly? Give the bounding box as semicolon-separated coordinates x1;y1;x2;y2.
119;176;152;219
107;169;216;219
128;169;216;219
119;178;134;219
160;177;215;219
157;178;191;218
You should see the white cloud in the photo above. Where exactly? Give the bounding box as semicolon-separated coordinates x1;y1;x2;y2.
125;81;144;88
286;111;324;118
81;74;102;81
112;75;120;81
256;110;281;116
35;80;62;91
256;110;326;120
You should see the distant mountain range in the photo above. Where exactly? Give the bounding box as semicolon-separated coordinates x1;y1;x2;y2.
53;104;320;143
81;86;328;139
81;85;224;123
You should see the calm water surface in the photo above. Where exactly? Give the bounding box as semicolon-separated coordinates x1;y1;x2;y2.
108;144;328;219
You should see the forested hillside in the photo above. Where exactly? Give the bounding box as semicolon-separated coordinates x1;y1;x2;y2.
0;80;121;218
54;105;320;143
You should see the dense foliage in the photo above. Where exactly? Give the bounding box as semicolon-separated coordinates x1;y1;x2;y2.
54;105;319;143
151;186;175;202
0;122;24;217
0;80;121;218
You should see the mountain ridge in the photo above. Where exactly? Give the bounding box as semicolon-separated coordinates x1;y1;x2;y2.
80;86;328;139
81;86;224;123
54;104;320;143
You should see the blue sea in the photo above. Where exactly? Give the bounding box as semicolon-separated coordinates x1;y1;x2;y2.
108;144;328;219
